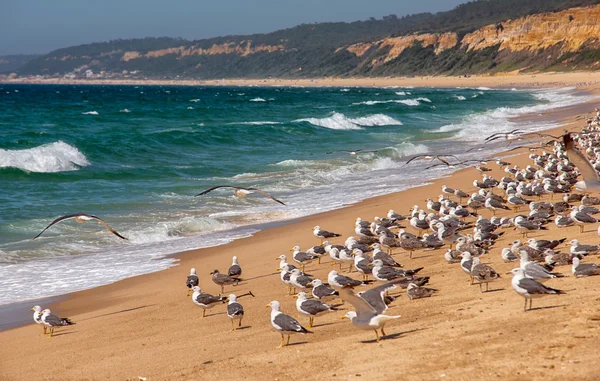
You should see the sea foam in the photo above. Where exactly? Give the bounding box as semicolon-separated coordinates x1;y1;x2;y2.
294;112;402;130
0;141;90;173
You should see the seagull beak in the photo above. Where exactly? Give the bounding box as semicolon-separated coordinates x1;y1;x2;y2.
340;316;347;320
292;295;298;299
306;282;312;287
276;268;281;271
505;272;512;275
224;298;229;302
29;308;34;311
289;248;293;251
457;254;462;258
265;304;270;308
275;258;280;260
368;263;374;267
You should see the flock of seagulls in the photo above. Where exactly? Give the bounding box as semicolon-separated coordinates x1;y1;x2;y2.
29;110;600;354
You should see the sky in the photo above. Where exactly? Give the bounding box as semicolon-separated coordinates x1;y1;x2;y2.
1;0;467;55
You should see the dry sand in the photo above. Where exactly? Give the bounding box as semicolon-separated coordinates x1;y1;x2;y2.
2;76;600;381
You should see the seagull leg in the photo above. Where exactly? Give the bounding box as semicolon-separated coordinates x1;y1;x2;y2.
409;251;413;259
580;225;584;233
41;326;47;336
231;319;235;331
479;282;483;293
529;299;533;310
277;334;285;348
470;275;474;285
486;282;489;292
239;317;243;327
318;257;321;264
301;264;305;273
186;289;191;297
221;285;225;294
309;317;314;328
286;335;291;345
381;327;387;336
523;299;527;311
348;263;353;273
374;329;380;342
202;309;206;318
48;328;54;338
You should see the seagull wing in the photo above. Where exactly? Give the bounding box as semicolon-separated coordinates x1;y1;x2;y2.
245;188;286;205
359;280;401;314
339;287;377;319
89;215;128;240
405;155;429;164
32;214;82;239
195;185;234;197
563;134;600;184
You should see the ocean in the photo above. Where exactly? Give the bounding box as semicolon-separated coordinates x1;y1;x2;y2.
0;84;592;306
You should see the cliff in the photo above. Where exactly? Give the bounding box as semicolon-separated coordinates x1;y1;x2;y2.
14;0;600;78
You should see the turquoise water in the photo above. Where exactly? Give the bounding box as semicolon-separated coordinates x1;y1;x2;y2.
0;84;590;304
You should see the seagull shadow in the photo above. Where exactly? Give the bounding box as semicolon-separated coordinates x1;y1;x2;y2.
285;341;308;347
311;321;343;328
80;305;154;321
410;254;435;259
235;325;252;330
480;287;506;293
528;304;568;311
205;312;227;317
245;273;279;282
360;327;427;343
49;331;76;337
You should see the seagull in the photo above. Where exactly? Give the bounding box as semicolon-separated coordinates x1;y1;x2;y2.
195;185;285;205
356;280;403;314
294;292;340;328
32;213;128;240
267;300;312;348
340;287;401;342
40;309;75;337
210;269;242;294
289;269;313;293
572;257;600;277
290;246;316;271
328;270;363;290
326;149;380;155
570;239;600;256
509;268;565;311
460;252;474;284
228;256;242;277
30;305;46;335
226;294;245;331
406;283;437;299
501;248;519;262
313;226;341;243
405;154;460;166
370;259;422;282
308;278;339;302
563;133;600;191
191;286;226;317
569;206;597;233
186;268;199;296
470;257;500;292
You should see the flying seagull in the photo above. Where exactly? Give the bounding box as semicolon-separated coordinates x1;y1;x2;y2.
405;154;460;166
563;133;600;191
33;213;128;240
195;186;285;205
326;149;380;155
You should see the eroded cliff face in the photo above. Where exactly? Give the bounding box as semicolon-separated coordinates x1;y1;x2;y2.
121;41;285;61
462;5;600;53
343;32;458;62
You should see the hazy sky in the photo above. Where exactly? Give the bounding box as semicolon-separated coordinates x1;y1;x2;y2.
2;0;467;55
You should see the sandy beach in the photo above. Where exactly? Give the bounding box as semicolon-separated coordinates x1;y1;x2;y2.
2;74;600;381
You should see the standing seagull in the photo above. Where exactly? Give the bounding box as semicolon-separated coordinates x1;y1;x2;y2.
340;287;401;342
313;226;341;243
226;294;245;331
195;186;286;205
509;268;565;311
210;269;242;294
191;286;226;317
33;213;128;240
328;270;364;290
563;133;600;191
186;268;199;296
308;279;339;302
406;283;437;300
294;292;340;328
470;257;500;292
228;256;242;277
30;305;46;335
40;309;75;337
267;300;312;348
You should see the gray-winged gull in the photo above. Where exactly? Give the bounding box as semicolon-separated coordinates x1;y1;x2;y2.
267;300;312;348
470;257;500;292
406;283;437;299
226;294;245;331
294;291;340;328
30;305;46;335
509;268;565;311
40;309;75;337
191;286;226;317
228;256;242;277
340;287;400;342
572;257;600;277
186;268;199;296
211;269;242;294
33;213;128;240
308;278;339;302
313;226;341;243
328;270;363;289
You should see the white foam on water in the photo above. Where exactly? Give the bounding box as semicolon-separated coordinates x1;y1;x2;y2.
0;141;90;173
397;99;420;106
351;114;403;126
416;97;432;103
82;111;99;115
454;95;467;101
294;112;363;130
250;97;266;102
119;108;131;113
395;91;406;96
232;121;282;125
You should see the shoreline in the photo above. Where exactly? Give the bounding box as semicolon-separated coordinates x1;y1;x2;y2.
2;77;600;380
2;71;600;89
1;90;595;328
